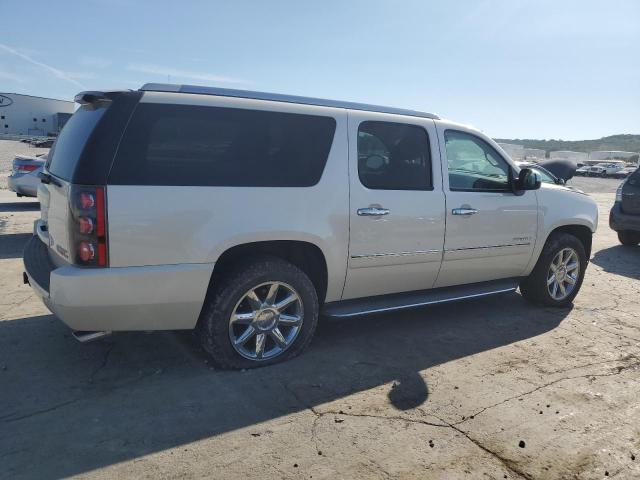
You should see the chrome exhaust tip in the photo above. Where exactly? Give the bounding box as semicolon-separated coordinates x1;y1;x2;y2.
72;330;112;343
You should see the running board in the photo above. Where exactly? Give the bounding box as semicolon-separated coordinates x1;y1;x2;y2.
322;278;520;318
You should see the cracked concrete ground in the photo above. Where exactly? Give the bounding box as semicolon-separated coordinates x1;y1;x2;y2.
1;176;639;480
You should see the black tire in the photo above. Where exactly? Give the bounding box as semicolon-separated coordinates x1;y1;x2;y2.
520;232;587;307
618;231;640;246
197;255;319;369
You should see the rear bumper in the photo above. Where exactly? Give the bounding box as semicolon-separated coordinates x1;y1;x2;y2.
7;173;39;197
23;235;214;331
609;202;640;232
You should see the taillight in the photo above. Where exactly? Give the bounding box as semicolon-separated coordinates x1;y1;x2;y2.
16;164;39;174
78;217;94;234
78;241;95;262
79;192;95;209
69;185;108;267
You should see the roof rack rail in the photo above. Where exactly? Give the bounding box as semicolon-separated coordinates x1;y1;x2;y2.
139;83;439;120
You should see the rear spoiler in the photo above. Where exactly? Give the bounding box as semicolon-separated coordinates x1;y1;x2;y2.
74;90;134;105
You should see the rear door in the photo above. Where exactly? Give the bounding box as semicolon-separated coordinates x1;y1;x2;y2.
435;123;538;288
342;112;445;300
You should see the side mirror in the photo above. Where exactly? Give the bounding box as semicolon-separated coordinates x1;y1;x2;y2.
514;168;541;191
556;178;566;185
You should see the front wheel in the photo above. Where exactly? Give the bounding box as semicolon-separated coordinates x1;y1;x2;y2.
520;232;587;307
197;256;319;369
618;231;640;246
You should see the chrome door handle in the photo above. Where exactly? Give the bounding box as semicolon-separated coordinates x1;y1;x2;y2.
452;207;478;216
357;207;390;216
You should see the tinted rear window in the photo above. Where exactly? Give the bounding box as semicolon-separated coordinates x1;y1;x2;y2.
358;121;432;190
47;105;106;181
109;103;337;187
628;168;640;184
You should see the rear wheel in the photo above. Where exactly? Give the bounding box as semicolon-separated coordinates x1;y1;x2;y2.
520;232;587;307
197;256;319;369
618;231;640;246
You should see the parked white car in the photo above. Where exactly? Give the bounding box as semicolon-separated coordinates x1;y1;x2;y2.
575;166;590;176
589;162;626;177
7;153;47;197
24;84;598;368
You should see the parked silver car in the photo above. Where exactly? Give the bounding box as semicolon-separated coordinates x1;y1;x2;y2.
23;84;598;369
7;153;47;197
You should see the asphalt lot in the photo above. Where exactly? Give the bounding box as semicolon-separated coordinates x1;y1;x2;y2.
565;175;623;194
1;176;639;479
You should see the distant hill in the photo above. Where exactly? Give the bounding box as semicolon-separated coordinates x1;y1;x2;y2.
493;134;640;158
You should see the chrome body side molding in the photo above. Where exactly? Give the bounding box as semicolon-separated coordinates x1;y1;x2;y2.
445;242;531;252
351;249;441;259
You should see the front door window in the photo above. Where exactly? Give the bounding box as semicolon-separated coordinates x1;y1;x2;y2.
444;130;510;192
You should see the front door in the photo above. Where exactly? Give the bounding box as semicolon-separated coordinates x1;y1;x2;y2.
342;112;446;300
435;124;538;288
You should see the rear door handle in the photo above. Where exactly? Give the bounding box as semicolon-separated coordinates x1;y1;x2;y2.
452;207;478;216
357;207;390;216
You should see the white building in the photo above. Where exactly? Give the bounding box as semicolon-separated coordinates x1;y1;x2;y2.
523;148;546;162
589;151;638;161
497;143;546;162
550;150;588;161
497;142;525;161
0;93;74;136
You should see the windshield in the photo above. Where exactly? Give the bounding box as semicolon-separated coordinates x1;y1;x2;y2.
46;105;107;181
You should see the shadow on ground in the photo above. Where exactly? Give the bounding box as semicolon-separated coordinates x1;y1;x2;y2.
0;294;567;479
0;202;39;213
0;233;33;259
591;244;640;280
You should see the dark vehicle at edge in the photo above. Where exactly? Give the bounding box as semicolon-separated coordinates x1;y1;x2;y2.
610;167;640;246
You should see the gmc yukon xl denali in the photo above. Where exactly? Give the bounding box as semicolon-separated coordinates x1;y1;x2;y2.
23;84;598;368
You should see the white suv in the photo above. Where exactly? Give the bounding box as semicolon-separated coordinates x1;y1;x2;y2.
589;162;625;177
23;84;598;368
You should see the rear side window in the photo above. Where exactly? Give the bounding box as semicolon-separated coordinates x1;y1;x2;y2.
357;121;432;190
109;104;337;187
47;105;106;181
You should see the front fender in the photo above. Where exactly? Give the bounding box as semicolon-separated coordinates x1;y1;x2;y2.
524;186;598;275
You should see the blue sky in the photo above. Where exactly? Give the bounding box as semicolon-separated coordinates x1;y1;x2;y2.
1;0;638;139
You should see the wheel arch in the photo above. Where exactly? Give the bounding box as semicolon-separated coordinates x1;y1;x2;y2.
548;224;593;260
210;240;329;304
525;221;594;276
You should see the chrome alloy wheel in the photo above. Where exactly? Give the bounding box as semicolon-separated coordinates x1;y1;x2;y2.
229;282;303;361
547;248;580;301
